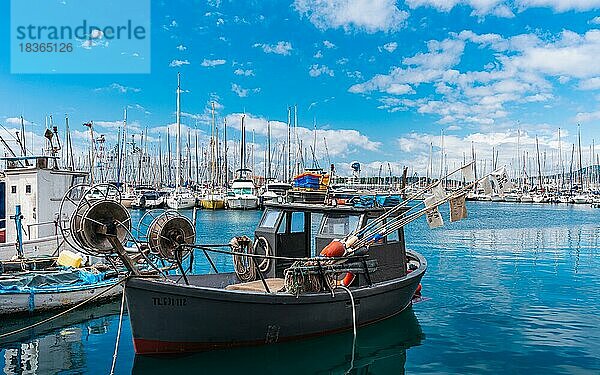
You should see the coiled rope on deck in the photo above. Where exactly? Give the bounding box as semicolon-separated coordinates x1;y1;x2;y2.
0;275;129;340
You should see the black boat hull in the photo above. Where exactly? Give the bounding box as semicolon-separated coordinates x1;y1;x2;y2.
126;251;426;355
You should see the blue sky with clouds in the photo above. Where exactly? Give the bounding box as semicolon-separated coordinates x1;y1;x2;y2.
2;0;600;176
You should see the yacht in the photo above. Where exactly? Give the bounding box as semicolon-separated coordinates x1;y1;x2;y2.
226;178;259;210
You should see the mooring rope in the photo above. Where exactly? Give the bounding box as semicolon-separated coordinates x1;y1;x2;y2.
337;285;357;374
0;275;129;340
110;285;127;375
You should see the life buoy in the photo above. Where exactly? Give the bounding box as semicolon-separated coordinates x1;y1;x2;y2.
320;239;355;286
414;283;422;297
341;272;355;286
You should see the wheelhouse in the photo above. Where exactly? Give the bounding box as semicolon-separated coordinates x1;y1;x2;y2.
256;202;410;285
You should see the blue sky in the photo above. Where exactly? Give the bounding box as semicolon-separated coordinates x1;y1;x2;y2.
2;0;600;177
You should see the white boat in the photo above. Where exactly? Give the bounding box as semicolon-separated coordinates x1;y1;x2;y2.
572;194;592;204
260;181;292;204
490;193;504;202
165;73;195;210
520;193;533;203
226;180;259;209
132;190;165;209
0;267;121;315
504;191;520;202
166;188;196;210
226;115;259;210
0;156;87;259
532;194;549;203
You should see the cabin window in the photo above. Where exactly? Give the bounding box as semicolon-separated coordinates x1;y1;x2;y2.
10;185;16;194
260;209;281;228
387;228;399;242
277;214;287;234
290;212;305;233
320;214;360;236
25;185;31;194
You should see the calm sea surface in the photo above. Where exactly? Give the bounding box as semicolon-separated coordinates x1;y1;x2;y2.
1;202;599;374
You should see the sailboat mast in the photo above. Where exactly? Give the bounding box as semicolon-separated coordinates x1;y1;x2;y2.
240;115;246;174
267;120;272;180
287;107;291;182
224;118;228;187
578;124;583;189
176;72;181;190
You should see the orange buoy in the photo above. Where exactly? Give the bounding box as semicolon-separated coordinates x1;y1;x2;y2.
336;198;347;205
320;240;346;257
341;272;355;286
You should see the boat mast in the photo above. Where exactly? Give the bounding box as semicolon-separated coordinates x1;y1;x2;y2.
536;135;543;192
224;118;228;187
558;128;563;190
287;107;291;182
210;102;216;193
240;114;246;178
176;72;181;191
267;120;272;180
578;124;583;190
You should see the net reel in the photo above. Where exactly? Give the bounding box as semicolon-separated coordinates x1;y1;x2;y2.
138;210;196;262
59;183;130;256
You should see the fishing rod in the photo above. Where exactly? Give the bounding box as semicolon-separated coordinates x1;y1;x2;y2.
349;166;504;252
348;160;475;243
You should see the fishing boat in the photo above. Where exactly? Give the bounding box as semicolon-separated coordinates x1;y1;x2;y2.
80;200;426;354
0;263;121;315
58;161;489;356
0;155;87;259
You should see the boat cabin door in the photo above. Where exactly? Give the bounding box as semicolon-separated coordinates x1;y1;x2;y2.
255;208;311;278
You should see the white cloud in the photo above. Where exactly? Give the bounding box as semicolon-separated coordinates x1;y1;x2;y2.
176;44;187;51
234;68;254;76
381;41;398;52
350;29;600;126
253;41;293;55
515;0;600;12
169;59;190;67
224;113;381;158
323;40;336;49
94;83;141;94
201;58;227;67
293;0;409;33
5;117;32;126
407;0;600;17
231;84;260;97
314;50;323;58
574;110;600;123
578;77;600;90
309;64;334;77
395;128;573;175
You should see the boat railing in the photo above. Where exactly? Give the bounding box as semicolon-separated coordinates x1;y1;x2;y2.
181;243;373;294
25;220;64;240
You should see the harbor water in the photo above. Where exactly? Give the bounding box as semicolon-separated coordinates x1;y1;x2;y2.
1;202;599;374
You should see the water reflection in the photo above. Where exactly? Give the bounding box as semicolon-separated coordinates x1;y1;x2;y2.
1;302;121;374
132;308;424;375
